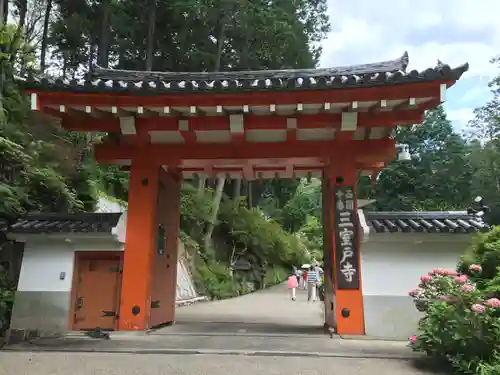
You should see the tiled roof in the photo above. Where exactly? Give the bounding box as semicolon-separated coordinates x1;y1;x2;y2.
1;213;122;234
365;211;489;234
19;52;469;94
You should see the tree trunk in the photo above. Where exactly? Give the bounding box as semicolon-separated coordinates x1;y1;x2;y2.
204;177;225;250
0;0;8;24
248;181;253;207
14;0;27;75
97;0;110;68
197;176;207;198
40;0;53;73
203;0;232;248
233;178;242;200
0;0;7;119
145;0;156;71
16;0;27;30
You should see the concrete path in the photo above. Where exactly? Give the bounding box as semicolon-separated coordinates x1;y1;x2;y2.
174;282;323;325
155;282;325;336
0;352;447;375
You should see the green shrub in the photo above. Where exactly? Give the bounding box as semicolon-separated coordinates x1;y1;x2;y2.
182;184;309;301
458;226;500;286
218;200;307;269
193;261;239;300
0;266;14;336
264;266;288;287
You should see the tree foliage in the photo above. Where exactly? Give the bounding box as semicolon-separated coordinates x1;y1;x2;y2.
0;0;329;310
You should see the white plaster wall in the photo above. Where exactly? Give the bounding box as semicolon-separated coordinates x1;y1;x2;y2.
16;236;198;301
17;244;75;292
361;239;463;296
16;238;123;293
360;233;471;339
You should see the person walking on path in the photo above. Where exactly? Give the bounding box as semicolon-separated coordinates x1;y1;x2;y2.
302;269;308;290
314;264;324;296
287;272;299;300
306;265;318;302
295;267;301;285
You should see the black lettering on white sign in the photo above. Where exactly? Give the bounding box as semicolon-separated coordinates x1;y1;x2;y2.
333;185;360;290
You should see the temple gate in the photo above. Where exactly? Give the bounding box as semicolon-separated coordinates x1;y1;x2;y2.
20;52;468;335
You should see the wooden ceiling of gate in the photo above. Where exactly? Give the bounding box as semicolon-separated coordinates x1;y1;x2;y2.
22;52;468;180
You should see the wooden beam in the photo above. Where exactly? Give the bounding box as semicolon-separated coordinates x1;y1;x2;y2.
34;81;448;108
94;138;397;164
169;161;381;175
368;99;388;112
178;119;197;144
229;113;245;144
286;118;297;141
57;108;426;133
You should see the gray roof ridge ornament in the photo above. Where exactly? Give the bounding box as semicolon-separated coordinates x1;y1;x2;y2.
91;52;411;82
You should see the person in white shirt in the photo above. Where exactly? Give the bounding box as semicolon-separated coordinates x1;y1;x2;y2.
306;265;318;302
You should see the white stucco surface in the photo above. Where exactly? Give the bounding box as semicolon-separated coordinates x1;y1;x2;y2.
361;237;464;296
360;233;472;339
15;235;197;301
17;245;74;293
16;239;123;293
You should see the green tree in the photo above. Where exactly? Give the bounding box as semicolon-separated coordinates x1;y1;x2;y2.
372;106;472;211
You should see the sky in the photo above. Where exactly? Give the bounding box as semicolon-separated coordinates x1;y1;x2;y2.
319;0;500;131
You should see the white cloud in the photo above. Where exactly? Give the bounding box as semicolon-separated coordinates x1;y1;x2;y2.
319;0;500;128
320;1;500;76
446;108;475;125
459;86;492;104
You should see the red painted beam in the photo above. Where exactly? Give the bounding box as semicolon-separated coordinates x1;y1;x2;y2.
94;139;396;164
40;107;120;132
56;108;426;133
34;81;449;109
177;162;380;173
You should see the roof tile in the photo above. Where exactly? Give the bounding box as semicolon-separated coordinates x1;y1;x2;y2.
5;213;121;234
365;211;488;234
19;52;469;94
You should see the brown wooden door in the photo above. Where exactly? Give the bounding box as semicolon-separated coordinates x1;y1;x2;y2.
73;257;122;331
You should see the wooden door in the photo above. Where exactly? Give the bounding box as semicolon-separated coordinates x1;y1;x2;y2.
72;256;122;331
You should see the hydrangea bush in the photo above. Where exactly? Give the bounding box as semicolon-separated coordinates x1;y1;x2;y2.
408;265;500;375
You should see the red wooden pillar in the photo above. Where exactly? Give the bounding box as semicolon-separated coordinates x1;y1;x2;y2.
160;169;181;324
327;157;365;335
118;158;160;331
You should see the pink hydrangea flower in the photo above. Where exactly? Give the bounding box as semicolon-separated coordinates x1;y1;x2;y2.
472;304;486;313
469;264;482;272
420;275;432;283
408;289;420;297
461;284;474;292
430;268;456;276
409;335;417;343
486;298;500;308
455;275;468;284
430;268;443;275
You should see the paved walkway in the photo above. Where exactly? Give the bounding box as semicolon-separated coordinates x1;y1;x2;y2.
0;352;447;375
156;282;325;336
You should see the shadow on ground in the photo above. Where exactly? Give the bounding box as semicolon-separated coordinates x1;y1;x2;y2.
153;321;325;337
410;357;455;375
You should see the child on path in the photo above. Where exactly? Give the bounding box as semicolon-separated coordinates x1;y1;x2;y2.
287;272;299;300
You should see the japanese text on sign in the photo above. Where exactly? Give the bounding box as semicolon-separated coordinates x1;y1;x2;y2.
334;186;360;289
